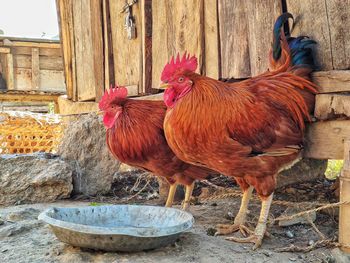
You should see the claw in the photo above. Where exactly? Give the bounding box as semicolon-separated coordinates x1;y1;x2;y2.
215;223;253;237
225;234;264;250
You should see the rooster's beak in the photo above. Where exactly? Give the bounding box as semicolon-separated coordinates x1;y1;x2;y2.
159;82;170;89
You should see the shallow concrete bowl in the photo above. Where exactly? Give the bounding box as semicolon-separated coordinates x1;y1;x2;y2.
38;205;194;252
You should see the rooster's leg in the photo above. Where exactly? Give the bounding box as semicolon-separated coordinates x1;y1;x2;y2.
165;183;178;207
226;193;273;250
182;182;195;210
215;186;253;236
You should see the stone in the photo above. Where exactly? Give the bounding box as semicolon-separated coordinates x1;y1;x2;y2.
0;154;73;206
6;208;40;222
278;207;317;227
277;158;327;188
58;114;120;196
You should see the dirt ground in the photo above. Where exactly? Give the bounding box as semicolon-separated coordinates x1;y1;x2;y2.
0;177;341;263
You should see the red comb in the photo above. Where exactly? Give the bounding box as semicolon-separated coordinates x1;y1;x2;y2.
161;52;198;82
99;85;128;110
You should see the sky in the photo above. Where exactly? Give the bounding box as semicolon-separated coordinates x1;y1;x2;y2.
0;0;59;39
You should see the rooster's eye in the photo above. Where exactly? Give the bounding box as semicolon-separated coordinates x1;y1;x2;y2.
178;77;184;83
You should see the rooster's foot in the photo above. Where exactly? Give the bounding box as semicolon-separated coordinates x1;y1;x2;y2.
215;223;252;237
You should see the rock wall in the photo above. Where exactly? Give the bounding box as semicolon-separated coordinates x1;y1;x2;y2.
58;114;120;196
0;153;73;205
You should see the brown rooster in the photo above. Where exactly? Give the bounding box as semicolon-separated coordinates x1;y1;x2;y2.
160;13;318;249
99;86;214;209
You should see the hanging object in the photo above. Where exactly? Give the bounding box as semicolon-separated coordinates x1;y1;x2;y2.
120;0;138;40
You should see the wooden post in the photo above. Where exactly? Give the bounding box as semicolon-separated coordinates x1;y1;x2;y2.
339;139;350;253
31;48;40;90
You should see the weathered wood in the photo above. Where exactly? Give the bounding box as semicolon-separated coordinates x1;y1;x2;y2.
312;71;350;93
102;0;111;94
0;47;10;54
315;94;350;120
152;0;204;88
0;93;60;103
10;46;62;57
219;0;250;78
204;0;219;79
58;95;98;115
286;0;332;70
110;0;143;94
339;139;350;253
31;48;40;90
305;120;350;159
1;41;61;49
246;0;282;76
40;70;65;92
13;55;63;71
325;0;350;70
73;0;94;101
91;0;104;102
56;0;76;100
141;0;154;94
12;68;65;92
3;53;14;90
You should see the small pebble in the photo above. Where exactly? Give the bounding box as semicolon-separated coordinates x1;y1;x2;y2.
262;251;272;257
289;257;297;261
286;230;294;238
308;240;315;246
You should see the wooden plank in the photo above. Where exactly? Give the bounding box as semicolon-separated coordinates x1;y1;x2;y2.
152;0;204;88
246;0;282;76
56;0;76;100
286;0;333;70
40;70;66;92
305;120;350;159
0;93;60;103
326;0;350;70
57;95;98;115
204;0;219;79
90;0;104;101
102;0;111;93
31;48;40;90
141;0;154;94
13;55;63;70
2;41;61;49
0;47;10;54
4;53;14;90
312;70;350;93
73;0;96;101
110;0;143;94
218;0;250;78
315;94;350;120
14;68;31;90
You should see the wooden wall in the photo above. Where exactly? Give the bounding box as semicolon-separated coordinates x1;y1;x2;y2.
0;38;65;92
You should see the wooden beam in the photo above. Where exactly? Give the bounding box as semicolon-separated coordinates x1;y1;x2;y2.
3;53;14;90
312;70;350;93
339;139;350;253
141;0;154;94
91;0;104;102
305;120;350;159
57;95;98;114
56;0;76;101
218;0;250;78
2;41;61;49
315;94;350;120
31;48;40;90
0;47;10;54
0;93;60;103
204;0;219;79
